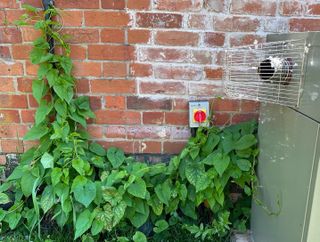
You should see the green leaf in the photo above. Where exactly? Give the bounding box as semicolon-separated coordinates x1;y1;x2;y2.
236;159;251;171
107;147;125;168
32;79;46;104
40;186;55;213
51;167;62;186
113;201;126;227
189;147;200;160
155;180;171;205
75;209;94;240
35;100;52;125
47;69;58;87
54;99;67;117
234;134;257;150
185;161;210;192
72;176;96;208
212;153;230;177
54;84;73;103
30;47;52;64
20;172;37;197
40;152;54;169
153;220;169;234
90;142;106;156
133;231;147;242
128;207;149;228
96;205;113;231
148;194;163;216
202;133;220;156
91;218;104;236
24;124;49;141
127;178;146;199
72;158;85;176
0;193;10;204
38;62;52;79
4;212;21;230
60;56;72;75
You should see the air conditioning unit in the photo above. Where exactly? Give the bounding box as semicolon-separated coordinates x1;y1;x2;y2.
225;32;320;242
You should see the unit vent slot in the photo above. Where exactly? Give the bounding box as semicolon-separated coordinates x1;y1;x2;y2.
225;39;307;107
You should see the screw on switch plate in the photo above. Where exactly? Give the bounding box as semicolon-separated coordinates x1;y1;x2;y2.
189;101;210;128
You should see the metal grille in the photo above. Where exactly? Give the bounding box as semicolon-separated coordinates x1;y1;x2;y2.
225;38;307;107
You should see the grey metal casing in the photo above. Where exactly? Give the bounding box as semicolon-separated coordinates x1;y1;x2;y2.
251;32;320;242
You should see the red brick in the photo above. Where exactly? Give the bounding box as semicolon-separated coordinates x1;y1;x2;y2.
101;0;125;9
205;67;224;80
25;61;38;76
214;16;260;32
163;141;187;154
22;0;44;8
212;113;231;126
61;29;99;43
21;110;35;123
0;46;11;59
127;0;150;10
1;139;24;153
170;127;190;140
17;77;32;93
0;62;23;76
101;29;125;43
231;0;277;16
188;14;207;29
0;110;20;123
88;45;134;61
4;10;26;25
103;63;127;78
140;48;189;63
229;34;265;47
87;125;104;139
289;18;320;32
204;33;225;47
0;94;28;108
143;112;165;125
75;79;90;93
0;124;27;138
154;66;202;80
165;112;189;125
85;11;130;27
105;126;127;138
155;31;199;46
55;0;99;9
140;81;186;95
23;140;40;151
191;51;212;65
173;99;188;111
99;141;134;153
128;30;151;44
136;13;183;28
91;80;136;94
205;0;225;12
130;63;152;77
73;61;102;77
69;45;87;60
0;155;6;165
126;126;169;139
232;113;259;124
279;1;303;16
136;141;162;154
189;83;221;96
213;99;240;112
21;27;41;42
0;28;21;43
0;77;15;92
60;11;83;27
127;96;172;110
241;100;260;112
306;4;320;15
105;96;126;110
11;44;32;60
89;96;102;111
95;110;141;125
154;0;202;11
0;0;19;8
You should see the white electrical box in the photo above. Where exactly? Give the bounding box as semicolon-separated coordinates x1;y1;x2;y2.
189;101;210;128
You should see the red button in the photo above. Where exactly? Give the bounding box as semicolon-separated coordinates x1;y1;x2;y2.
194;110;206;123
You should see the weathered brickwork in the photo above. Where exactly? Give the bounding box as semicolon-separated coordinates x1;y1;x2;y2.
0;0;319;156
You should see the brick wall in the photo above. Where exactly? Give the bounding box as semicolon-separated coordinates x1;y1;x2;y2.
0;0;319;157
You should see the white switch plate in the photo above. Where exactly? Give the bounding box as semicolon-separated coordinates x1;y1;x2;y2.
189;101;210;128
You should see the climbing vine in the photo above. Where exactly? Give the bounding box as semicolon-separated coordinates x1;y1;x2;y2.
0;4;259;242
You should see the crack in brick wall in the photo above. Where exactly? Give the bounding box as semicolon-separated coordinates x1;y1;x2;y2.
0;0;319;158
